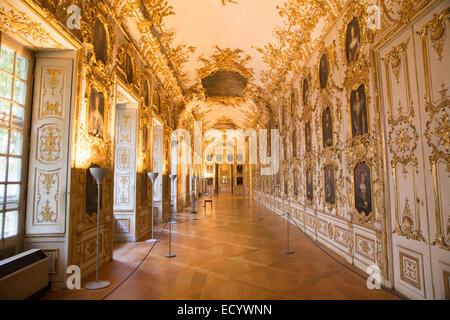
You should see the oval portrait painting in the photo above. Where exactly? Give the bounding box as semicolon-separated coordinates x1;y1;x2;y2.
144;79;150;107
346;17;361;63
350;84;368;137
93;18;107;64
88;86;105;138
354;162;372;215
319;54;329;89
125;53;133;84
303;77;309;106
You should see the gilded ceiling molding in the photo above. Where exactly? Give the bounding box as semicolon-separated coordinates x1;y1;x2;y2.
177;47;258;129
110;0;187;104
220;0;238;6
197;46;254;82
257;0;346;99
0;2;66;49
382;0;429;25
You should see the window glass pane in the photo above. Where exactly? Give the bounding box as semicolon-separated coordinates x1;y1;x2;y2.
7;157;21;182
0;47;14;74
0;100;10;127
0;129;9;154
0;73;13;100
4;210;18;238
0;213;3;239
6;184;19;210
9;131;23;156
12;104;25;130
0;157;6;182
13;79;26;105
0;184;4;208
15;56;28;80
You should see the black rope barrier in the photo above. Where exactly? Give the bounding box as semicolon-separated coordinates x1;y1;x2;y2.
284;211;406;300
101;209;195;299
101;221;168;300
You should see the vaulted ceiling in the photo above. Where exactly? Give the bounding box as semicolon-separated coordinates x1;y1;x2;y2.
126;0;346;131
164;0;283;88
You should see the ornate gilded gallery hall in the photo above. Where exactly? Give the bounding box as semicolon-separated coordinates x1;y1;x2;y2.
0;0;449;302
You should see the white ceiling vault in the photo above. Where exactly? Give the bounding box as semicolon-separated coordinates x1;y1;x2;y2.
164;0;283;88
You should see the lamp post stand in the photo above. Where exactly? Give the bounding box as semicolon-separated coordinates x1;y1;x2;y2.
146;172;160;243
168;174;177;224
85;167;110;290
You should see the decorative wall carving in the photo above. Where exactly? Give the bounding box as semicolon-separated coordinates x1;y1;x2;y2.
355;234;376;262
35;170;60;224
399;251;421;290
40;68;64;119
0;3;68;49
43;249;59;275
37;125;62;164
419;7;450;250
115;219;130;234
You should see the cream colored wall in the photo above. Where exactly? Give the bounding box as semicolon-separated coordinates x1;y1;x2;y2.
377;1;450;300
255;0;450;300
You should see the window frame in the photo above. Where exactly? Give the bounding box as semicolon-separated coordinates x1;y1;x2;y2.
0;35;34;253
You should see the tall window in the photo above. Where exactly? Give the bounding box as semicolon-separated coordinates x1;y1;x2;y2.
0;43;31;241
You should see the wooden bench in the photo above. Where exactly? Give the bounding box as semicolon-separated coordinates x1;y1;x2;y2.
203;199;213;208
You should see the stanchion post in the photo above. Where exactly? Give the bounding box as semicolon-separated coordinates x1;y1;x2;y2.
191;176;199;220
190;176;197;214
283;212;294;254
165;214;176;258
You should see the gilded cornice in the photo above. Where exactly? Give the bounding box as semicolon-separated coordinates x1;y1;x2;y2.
110;0;189;104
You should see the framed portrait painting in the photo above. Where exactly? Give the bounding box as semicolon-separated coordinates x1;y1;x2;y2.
88;86;105;138
322;106;333;148
306;167;313;202
125;53;133;84
293;171;298;196
303;77;309;106
144;79;150;107
346;17;361;64
305;121;312;153
142;125;148;153
324;165;335;205
350;84;368;137
354;162;372;215
93;18;107;64
319;54;329;89
292;130;297;158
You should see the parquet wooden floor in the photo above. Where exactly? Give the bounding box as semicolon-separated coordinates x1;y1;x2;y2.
43;192;402;300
